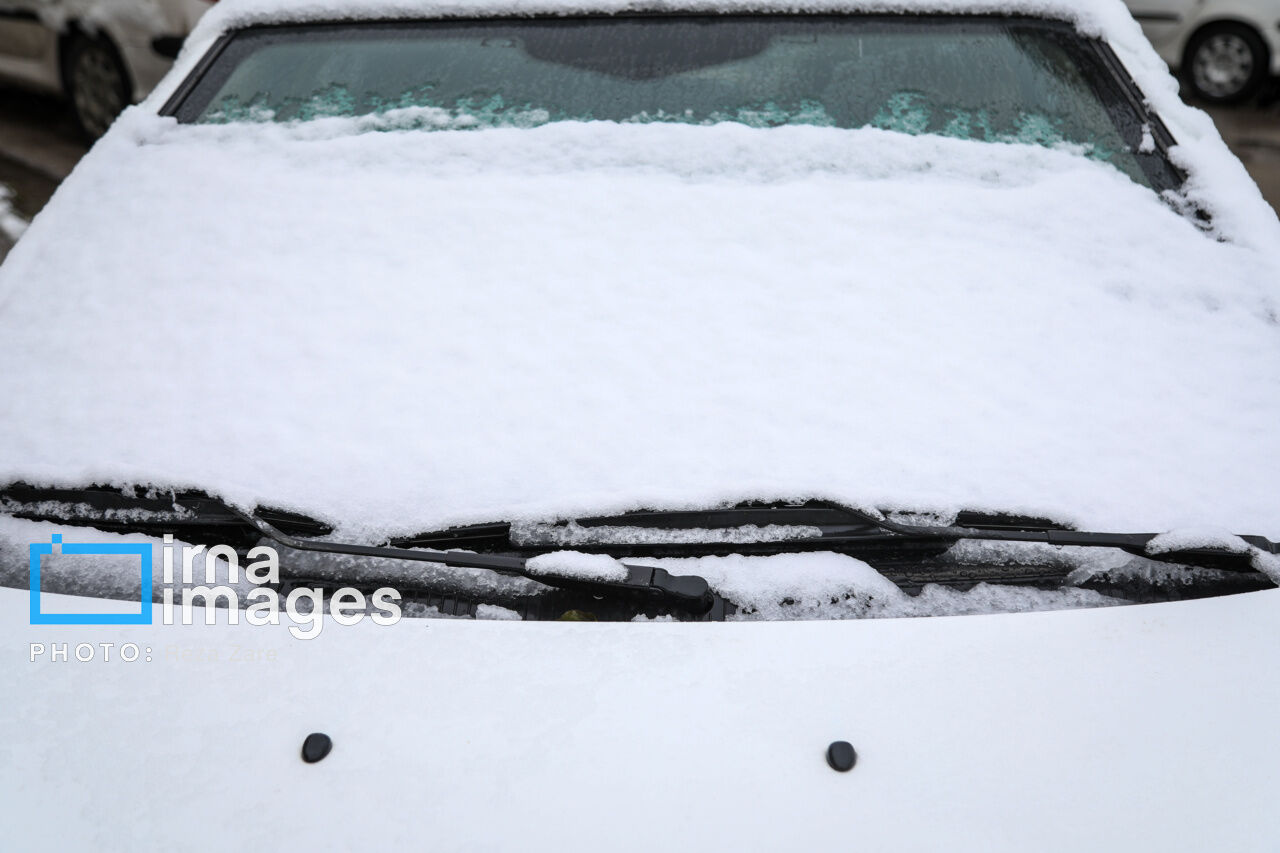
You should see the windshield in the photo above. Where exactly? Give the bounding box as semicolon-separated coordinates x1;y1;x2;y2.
171;16;1174;189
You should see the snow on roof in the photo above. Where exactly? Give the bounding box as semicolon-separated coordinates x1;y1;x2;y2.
1;0;1278;543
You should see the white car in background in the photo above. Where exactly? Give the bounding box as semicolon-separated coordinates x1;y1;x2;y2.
2;0;1280;849
1125;0;1280;100
0;0;214;137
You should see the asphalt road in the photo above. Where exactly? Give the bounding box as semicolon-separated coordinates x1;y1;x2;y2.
1;82;1278;264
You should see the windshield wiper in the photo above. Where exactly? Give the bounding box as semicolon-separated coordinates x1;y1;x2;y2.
394;502;1280;574
236;509;722;616
0;484;726;619
7;485;1275;607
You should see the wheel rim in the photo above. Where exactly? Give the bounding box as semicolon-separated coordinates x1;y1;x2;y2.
1191;34;1255;98
71;44;126;137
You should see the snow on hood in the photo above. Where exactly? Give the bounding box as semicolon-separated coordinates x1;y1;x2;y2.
5;584;1280;851
2;110;1278;542
7;581;1280;845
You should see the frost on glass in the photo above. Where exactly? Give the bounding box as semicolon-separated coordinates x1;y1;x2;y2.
204;87;840;131
870;91;1120;169
703;100;836;128
203;94;277;124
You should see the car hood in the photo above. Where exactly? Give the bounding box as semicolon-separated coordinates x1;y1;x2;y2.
3;583;1280;850
1;117;1278;540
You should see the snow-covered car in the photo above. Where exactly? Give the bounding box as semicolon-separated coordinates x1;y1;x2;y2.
1124;0;1280;101
2;0;1280;849
0;0;215;137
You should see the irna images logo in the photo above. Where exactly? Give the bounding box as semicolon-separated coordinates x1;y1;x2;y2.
28;533;401;638
29;534;153;625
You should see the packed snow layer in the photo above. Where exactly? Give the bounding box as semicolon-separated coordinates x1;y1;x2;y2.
1146;527;1255;555
1;112;1278;541
644;551;1123;620
510;520;826;546
1146;527;1280;582
475;602;524;618
149;0;1280;250
525;550;630;581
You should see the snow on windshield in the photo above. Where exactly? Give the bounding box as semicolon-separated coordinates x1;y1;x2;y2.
1;114;1276;545
149;0;1279;247
0;0;1278;551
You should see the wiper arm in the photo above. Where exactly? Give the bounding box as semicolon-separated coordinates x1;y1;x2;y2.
0;484;725;618
232;508;722;616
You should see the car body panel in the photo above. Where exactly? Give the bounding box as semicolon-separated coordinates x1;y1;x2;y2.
3;584;1279;850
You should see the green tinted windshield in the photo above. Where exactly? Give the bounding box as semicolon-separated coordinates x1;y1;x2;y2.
175;16;1172;188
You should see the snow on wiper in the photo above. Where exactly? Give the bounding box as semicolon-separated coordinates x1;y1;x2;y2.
0;484;726;619
236;511;722;617
511;520;825;547
6;486;1275;613
404;503;1280;579
923;516;1280;579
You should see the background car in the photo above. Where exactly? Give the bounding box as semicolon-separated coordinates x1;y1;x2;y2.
1125;0;1280;101
0;0;214;138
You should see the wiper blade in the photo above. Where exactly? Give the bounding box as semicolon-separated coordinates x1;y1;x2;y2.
0;484;725;618
402;502;1279;574
878;516;1279;573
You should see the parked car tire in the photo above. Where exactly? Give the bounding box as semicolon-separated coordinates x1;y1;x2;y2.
1184;22;1270;103
65;35;131;140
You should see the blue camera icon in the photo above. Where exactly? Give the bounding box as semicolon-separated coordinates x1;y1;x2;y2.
29;534;153;625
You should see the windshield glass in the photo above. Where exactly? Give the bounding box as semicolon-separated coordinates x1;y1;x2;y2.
174;16;1168;188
